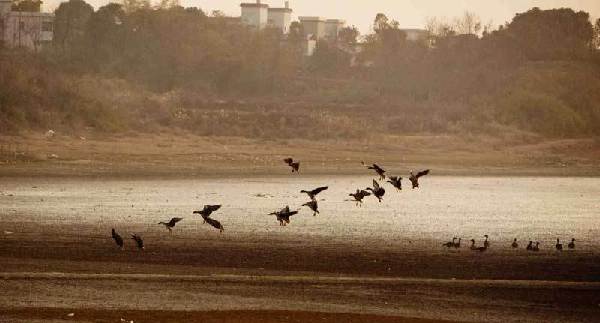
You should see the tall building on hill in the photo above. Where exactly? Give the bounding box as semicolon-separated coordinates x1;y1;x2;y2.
241;0;292;33
0;0;53;51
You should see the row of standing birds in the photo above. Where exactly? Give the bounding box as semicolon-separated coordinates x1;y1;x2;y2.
442;236;577;252
110;158;432;249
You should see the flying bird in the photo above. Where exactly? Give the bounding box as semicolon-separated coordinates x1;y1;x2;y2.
111;228;123;250
300;186;328;200
193;205;222;221
158;217;183;233
349;189;371;206
409;169;430;189
131;234;144;250
366;179;385;202
362;161;386;180
270;205;299;226
283;158;300;173
204;217;224;233
302;200;319;216
387;176;402;191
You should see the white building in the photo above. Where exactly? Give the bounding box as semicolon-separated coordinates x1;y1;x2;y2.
401;28;428;42
298;16;324;40
241;1;292;33
240;1;269;30
324;19;345;40
0;0;53;51
267;1;292;33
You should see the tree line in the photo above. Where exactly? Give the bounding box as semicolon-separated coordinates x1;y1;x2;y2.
2;0;600;137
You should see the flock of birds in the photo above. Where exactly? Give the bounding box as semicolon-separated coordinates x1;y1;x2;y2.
109;157;576;253
441;235;577;252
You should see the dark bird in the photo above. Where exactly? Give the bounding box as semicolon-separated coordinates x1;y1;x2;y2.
349;189;371;206
443;237;456;248
568;238;575;249
301;186;328;201
511;238;519;248
483;235;490;248
366;179;385;202
533;241;540;252
453;237;462;249
555;238;563;251
270;206;299;226
470;239;487;252
283;158;300;173
362;161;386;180
193;205;222;222
111;228;123;250
204;217;224;233
526;240;533;251
158;217;183;233
131;234;144;250
302;200;319;216
409;169;430;189
387;176;402;191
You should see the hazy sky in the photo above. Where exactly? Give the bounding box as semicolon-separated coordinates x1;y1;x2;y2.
43;0;600;33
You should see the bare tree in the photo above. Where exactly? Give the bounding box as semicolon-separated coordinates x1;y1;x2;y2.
453;11;481;35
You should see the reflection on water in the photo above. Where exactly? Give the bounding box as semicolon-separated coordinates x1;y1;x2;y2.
1;176;599;246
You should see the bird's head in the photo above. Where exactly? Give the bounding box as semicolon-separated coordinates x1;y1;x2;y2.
484;234;488;238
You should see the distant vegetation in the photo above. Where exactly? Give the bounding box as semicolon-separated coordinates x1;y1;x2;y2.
1;0;600;138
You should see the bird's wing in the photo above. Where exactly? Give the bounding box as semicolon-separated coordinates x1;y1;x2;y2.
170;217;184;225
416;169;430;178
312;186;328;195
205;205;221;212
283;158;293;164
374;164;384;172
372;179;380;190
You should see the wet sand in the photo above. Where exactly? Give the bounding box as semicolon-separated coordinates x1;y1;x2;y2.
2;223;600;322
1;176;600;322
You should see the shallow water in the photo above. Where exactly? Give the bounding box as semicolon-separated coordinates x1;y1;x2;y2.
1;176;599;248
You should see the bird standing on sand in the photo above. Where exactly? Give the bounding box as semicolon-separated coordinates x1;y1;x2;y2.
349;189;371;206
131;234;144;250
483;235;490;248
301;186;328;201
511;238;518;248
112;228;123;250
443;237;456;248
283;158;300;173
270;206;299;226
555;238;563;251
366;179;385;202
302;200;319;216
453;237;462;249
387;176;402;191
533;242;540;252
568;238;575;249
362;162;386;180
409;169;430;189
526;240;533;251
158;217;183;233
470;239;487;252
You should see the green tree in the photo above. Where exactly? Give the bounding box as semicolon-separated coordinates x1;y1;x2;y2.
505;7;594;60
53;0;94;55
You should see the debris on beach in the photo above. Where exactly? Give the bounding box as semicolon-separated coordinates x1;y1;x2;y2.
66;312;75;317
45;129;55;139
47;153;59;160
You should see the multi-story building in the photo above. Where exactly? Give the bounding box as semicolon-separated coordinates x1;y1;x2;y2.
0;0;53;51
241;0;292;33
